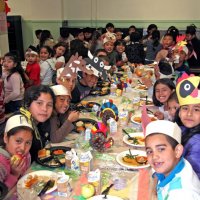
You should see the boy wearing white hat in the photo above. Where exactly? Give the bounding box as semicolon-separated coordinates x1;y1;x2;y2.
0;114;33;189
145;120;200;199
48;85;79;143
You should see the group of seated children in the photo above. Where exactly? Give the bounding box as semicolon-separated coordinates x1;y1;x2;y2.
0;23;199;199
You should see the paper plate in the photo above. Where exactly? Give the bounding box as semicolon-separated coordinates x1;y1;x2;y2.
116;150;150;169
123;132;145;147
17;170;57;194
131;114;157;124
89;195;123;200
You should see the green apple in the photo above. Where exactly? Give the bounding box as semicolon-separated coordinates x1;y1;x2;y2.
81;184;95;198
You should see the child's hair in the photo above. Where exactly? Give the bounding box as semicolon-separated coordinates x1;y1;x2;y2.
114;39;126;48
152;78;175;106
147;24;157;34
39;45;53;57
151;30;161;50
163;33;174;40
4;52;27;84
105;23;114;29
53;42;68;57
186;24;197;35
168;91;178;104
60;27;70;39
146;132;179;149
130;31;141;42
167;26;179;42
90;30;102;54
98;55;110;64
128;25;136;32
23;85;55;109
39;30;51;47
73;28;84;38
35;29;42;37
93;49;107;57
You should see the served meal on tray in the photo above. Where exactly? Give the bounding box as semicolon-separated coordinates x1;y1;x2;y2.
74;118;97;133
97;81;110;87
37;146;70;168
72;101;101;112
90;87;110;96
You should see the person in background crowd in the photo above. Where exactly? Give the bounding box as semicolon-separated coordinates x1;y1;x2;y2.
39;30;55;49
39;46;54;85
126;31;145;65
144;30;162;64
25;46;40;88
2;52;25;113
124;25;137;45
185;24;200;69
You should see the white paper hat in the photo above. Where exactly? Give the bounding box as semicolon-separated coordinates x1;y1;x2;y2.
5;114;33;134
145;120;181;143
51;85;71;97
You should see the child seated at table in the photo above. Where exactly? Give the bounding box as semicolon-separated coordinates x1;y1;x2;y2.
145;120;200;199
152;78;175;120
71;52;110;103
0;114;34;189
167;91;180;121
175;73;200;179
49;85;79;143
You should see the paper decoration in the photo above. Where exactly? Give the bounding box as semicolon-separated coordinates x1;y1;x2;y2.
176;73;200;106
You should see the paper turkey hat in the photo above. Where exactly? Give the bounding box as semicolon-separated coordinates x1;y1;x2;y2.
84;51;111;80
176;73;200;106
172;35;188;55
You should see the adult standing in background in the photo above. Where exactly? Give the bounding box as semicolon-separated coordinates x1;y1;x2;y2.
185;24;200;69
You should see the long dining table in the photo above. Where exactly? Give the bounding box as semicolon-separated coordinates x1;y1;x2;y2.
5;75;158;200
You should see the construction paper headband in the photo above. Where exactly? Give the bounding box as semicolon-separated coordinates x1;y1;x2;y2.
58;53;93;80
176;73;200;106
103;32;116;44
85;51;111;80
173;35;188;55
25;49;38;56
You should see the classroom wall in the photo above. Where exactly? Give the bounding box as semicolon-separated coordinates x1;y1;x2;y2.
6;0;200;55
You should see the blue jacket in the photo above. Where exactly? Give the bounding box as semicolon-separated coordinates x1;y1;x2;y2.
181;126;200;179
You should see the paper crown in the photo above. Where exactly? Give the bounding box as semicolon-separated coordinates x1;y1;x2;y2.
5;114;33;134
51;85;71;97
85;51;111;80
145;120;181;143
103;32;116;44
172;35;188;55
57;53;93;81
176;73;200;106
